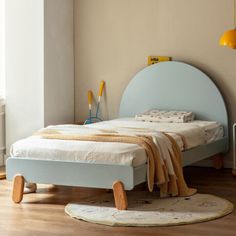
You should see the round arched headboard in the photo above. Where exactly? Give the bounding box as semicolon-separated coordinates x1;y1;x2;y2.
119;61;228;137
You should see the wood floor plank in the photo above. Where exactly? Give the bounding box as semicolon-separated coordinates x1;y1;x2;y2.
0;167;236;235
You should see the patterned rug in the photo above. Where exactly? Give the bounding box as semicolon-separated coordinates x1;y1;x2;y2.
65;191;233;227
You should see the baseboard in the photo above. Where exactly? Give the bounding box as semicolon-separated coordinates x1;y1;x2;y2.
0;166;6;179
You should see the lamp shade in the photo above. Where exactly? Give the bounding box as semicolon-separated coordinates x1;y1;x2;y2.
219;28;236;49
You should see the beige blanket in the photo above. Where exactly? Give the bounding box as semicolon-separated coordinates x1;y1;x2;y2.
37;129;196;197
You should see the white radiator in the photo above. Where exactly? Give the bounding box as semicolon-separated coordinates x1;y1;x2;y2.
0;99;5;166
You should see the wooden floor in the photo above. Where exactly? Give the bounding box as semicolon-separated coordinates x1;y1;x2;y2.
0;167;236;236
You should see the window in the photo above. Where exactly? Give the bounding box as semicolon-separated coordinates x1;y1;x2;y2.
0;0;5;98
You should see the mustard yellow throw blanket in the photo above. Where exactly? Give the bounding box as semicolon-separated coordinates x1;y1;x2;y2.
37;127;196;197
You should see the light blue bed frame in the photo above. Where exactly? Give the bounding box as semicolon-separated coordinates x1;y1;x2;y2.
7;62;229;192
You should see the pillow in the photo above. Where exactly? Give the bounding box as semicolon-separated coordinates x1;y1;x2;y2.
135;109;195;123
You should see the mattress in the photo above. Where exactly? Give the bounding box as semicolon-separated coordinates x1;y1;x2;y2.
10;118;224;167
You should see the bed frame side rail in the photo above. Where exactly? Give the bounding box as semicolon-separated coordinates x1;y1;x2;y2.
6;158;139;191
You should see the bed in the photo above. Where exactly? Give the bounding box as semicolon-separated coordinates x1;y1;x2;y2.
6;61;229;210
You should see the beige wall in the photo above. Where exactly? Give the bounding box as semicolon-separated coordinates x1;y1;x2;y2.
74;0;236;165
44;0;74;126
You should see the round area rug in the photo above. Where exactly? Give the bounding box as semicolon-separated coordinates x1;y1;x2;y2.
65;191;233;227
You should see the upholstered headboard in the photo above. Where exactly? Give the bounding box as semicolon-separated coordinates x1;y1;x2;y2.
119;61;228;137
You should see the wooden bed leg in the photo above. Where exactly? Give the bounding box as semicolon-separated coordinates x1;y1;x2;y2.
112;181;128;210
12;175;25;203
24;183;37;194
232;169;236;177
212;154;224;170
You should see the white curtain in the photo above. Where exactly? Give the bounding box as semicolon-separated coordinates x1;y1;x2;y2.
0;0;5;166
0;0;5;98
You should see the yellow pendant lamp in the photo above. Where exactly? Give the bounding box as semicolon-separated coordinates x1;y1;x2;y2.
219;0;236;49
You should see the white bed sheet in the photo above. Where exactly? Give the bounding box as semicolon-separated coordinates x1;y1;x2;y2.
10;118;223;167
